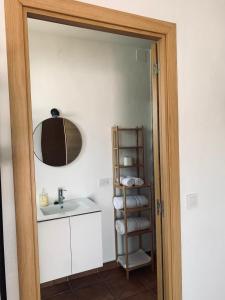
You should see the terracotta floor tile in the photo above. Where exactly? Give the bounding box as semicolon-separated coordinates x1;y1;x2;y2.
98;267;126;282
70;273;101;290
41;266;157;300
41;282;70;299
131;267;157;291
74;283;114;300
139;274;157;291
105;275;146;299
47;291;77;300
124;290;157;300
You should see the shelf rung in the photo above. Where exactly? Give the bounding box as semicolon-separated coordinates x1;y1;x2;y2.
113;146;143;150
119;206;151;213
127;228;152;237
116;128;143;131
127;261;152;272
114;164;144;168
114;184;151;190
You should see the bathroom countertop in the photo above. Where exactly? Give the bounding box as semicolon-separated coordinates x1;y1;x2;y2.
37;197;101;222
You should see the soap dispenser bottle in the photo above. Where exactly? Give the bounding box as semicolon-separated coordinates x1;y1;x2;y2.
39;188;49;207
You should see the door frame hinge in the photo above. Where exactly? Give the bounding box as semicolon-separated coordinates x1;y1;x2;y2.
153;63;160;75
156;199;164;216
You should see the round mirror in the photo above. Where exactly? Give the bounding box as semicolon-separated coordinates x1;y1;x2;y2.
33;117;82;166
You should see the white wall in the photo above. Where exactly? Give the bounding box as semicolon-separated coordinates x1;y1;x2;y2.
1;0;225;299
28;22;152;262
0;2;20;300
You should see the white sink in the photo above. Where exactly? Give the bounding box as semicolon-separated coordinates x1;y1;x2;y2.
40;199;79;216
38;198;101;222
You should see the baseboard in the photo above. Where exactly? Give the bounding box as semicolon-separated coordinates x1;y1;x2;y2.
41;260;118;288
41;250;154;288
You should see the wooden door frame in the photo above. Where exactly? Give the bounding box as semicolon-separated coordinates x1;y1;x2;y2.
4;1;181;299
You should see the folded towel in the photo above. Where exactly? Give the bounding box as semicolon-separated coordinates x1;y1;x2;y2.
118;249;151;268
120;176;144;187
113;195;148;210
116;217;150;235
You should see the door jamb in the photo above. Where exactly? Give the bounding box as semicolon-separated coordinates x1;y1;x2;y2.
4;1;182;299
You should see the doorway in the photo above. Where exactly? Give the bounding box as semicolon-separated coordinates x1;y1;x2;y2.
4;1;181;300
28;18;157;300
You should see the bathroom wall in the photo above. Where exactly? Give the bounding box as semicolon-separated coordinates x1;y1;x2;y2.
28;19;153;262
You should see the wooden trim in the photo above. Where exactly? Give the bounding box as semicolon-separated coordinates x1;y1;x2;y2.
19;0;174;34
164;28;182;300
156;31;182;300
151;43;164;300
22;9;41;300
4;1;41;300
4;1;182;299
25;7;164;42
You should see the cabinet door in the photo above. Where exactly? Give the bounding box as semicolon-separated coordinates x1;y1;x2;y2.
70;213;103;274
38;218;71;283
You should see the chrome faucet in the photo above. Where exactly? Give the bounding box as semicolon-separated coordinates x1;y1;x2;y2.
58;188;66;205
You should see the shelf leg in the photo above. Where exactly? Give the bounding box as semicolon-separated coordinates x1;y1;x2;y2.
124;187;129;280
126;270;130;280
114;207;118;262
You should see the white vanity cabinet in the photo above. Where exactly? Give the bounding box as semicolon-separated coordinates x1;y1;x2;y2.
38;208;103;283
70;212;103;274
38;218;71;283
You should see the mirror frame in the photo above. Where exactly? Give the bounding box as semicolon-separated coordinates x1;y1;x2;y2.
4;1;181;300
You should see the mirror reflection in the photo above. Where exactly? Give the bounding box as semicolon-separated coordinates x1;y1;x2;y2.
33;117;82;166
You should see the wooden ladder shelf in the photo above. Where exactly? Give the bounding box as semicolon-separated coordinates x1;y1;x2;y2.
112;126;155;280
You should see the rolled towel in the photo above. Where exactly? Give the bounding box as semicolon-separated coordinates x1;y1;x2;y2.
133;177;144;186
120;177;135;187
113;195;148;210
120;176;144;187
115;217;150;235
